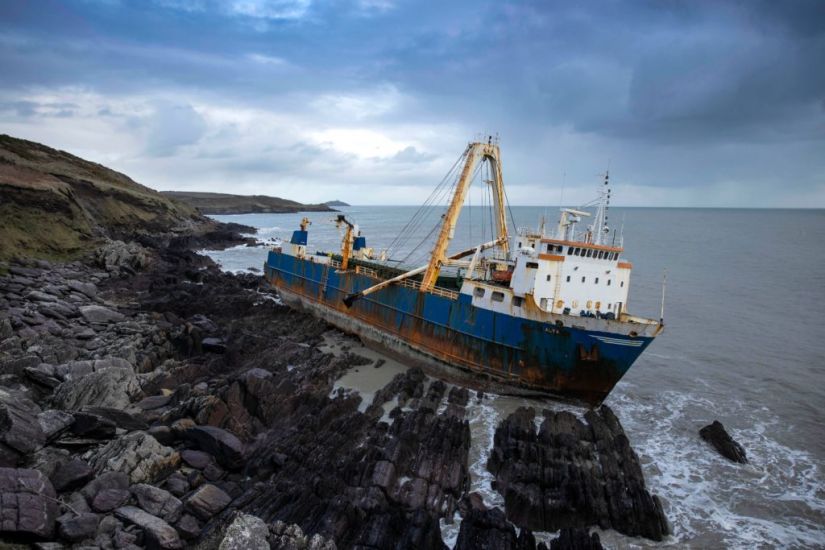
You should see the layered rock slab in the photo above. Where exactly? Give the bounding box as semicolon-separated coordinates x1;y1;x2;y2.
487;406;669;541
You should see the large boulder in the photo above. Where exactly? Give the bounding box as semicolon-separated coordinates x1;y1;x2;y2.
132;483;183;524
186;426;245;469
185;484;232;521
115;505;182;549
52;367;141;410
219;512;269;550
57;512;100;542
0;388;46;465
78;305;125;324
699;420;748;464
0;468;59;538
89;431;180;483
50;458;94;492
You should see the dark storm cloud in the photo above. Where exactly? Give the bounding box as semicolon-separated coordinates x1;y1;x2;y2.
0;0;823;205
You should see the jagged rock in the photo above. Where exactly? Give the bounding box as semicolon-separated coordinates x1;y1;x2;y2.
115;505;183;549
269;520;337;550
0;353;41;376
52;367;141;410
30;447;72;479
66;280;97;299
57;512;100;542
549;528;603;550
24;364;61;388
185;483;232;520
174;513;201;540
202;337;227;353
79;305;126;325
88;432;180;483
82;406;148;431
455;496;535;550
487;406;669;541
50;458;94;492
219;512;269;550
37;410;75;442
699;420;748;464
136;394;172;410
181;449;213;469
95;240;148;273
186;426;244;469
80;471;129;502
132;483;183;524
53;357;132;381
71;411;117;439
92;488;131;513
164;473;189;497
0;387;46;464
0;467;59;538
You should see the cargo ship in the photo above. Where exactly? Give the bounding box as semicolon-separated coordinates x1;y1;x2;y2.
264;139;663;405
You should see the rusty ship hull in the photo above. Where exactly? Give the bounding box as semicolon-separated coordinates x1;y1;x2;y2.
264;251;654;406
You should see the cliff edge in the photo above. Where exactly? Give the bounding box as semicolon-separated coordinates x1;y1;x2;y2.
0;135;208;261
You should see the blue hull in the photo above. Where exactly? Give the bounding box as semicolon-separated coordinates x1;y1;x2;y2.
265;251;654;405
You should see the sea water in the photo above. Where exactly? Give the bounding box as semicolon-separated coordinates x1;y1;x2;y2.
205;207;825;548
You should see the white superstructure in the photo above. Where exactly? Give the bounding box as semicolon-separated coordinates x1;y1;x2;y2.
459;172;637;321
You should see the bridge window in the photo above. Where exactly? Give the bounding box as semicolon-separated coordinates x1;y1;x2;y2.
513;296;524;307
567;247;573;255
526;262;539;269
586;249;593;258
491;291;505;302
473;287;485;298
598;251;604;259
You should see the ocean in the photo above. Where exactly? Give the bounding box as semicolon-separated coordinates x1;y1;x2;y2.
205;206;825;548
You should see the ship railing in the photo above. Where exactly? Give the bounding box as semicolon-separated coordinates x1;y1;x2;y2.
397;278;459;300
332;258;459;300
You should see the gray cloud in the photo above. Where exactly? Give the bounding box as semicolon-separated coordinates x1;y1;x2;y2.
0;0;822;205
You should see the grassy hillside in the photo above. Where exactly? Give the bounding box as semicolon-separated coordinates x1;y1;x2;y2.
0;134;207;261
162;191;335;215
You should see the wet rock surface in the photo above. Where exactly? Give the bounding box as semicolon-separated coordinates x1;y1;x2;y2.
0;228;668;548
700;420;748;464
488;406;670;541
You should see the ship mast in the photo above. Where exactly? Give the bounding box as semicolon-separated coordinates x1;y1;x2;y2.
420;139;510;292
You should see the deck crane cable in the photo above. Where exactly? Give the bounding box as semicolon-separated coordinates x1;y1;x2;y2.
384;148;467;259
384;150;462;256
384;162;457;256
401;160;483;266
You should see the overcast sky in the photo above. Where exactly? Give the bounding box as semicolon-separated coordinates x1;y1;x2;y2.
1;0;824;206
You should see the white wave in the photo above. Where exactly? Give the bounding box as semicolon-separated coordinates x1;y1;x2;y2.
608;386;825;548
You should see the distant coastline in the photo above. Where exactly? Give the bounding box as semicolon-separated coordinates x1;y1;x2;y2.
161;191;339;215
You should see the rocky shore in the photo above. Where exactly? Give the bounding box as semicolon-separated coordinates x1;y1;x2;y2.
0;229;670;549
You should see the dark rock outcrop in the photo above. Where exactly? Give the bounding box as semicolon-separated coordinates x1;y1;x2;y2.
488;406;670;541
185;425;245;469
700;420;748;464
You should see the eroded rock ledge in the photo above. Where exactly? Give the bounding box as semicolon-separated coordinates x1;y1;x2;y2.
488;406;670;541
